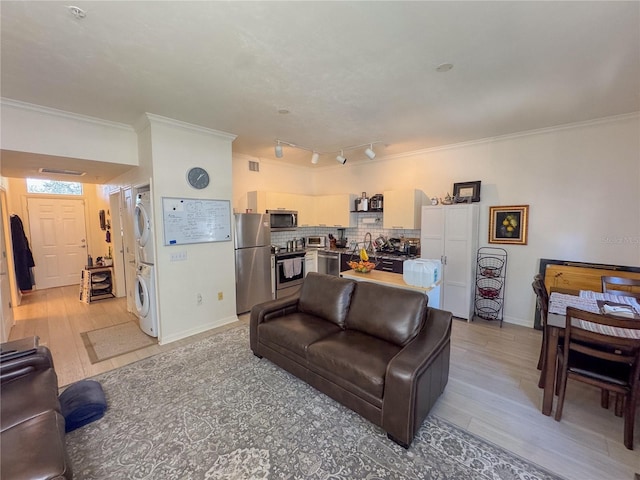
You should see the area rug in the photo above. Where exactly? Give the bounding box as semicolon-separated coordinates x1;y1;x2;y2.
80;322;156;364
67;325;564;480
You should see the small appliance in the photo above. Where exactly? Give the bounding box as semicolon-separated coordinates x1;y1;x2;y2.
370;194;384;211
306;236;327;248
267;210;298;231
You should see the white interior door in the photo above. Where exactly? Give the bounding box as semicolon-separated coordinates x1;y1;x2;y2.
27;197;87;289
0;190;14;342
122;187;137;313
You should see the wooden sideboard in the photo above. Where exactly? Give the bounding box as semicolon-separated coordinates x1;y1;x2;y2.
534;258;640;329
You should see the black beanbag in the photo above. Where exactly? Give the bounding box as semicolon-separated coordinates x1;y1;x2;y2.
59;379;107;432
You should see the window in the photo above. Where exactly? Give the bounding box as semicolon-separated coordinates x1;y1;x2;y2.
26;178;83;195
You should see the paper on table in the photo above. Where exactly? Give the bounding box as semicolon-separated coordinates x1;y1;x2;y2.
601;304;635;318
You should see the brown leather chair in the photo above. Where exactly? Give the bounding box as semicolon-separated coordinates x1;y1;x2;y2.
554;307;640;450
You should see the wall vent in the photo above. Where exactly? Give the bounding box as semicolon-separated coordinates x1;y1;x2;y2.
248;160;260;172
38;167;86;176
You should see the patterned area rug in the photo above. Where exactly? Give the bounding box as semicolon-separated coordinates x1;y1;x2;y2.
67;325;564;479
80;322;156;364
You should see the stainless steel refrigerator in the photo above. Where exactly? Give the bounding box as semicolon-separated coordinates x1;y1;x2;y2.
234;213;273;314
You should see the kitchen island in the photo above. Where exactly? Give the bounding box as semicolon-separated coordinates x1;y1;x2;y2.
341;269;441;309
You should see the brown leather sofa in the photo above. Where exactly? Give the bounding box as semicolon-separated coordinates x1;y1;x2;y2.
1;338;73;480
250;272;452;448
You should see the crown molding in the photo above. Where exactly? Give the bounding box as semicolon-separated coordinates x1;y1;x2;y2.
0;97;135;132
143;113;237;141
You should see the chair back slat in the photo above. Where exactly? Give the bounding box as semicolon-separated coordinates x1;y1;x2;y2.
601;276;640;300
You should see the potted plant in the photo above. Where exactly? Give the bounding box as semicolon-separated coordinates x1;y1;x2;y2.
103;246;113;266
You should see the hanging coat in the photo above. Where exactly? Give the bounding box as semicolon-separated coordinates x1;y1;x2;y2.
10;214;36;291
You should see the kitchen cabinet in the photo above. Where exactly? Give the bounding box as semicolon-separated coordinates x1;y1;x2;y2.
376;257;404;274
305;250;318;275
420;204;479;320
383;189;426;229
248;191;305;213
297;194;316;227
315;194;356;227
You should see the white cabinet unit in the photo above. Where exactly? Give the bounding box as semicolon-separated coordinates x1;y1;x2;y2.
247;191;299;212
305;250;318;275
315;194;356;227
420;204;479;320
383;189;426;229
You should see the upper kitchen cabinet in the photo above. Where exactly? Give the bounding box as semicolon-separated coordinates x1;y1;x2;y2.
315;194;356;227
296;194;316;227
383;189;427;229
248;191;298;212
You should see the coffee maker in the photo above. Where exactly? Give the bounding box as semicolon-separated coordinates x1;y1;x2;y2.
370;194;383;211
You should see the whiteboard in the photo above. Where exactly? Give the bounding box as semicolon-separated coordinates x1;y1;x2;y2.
162;197;231;246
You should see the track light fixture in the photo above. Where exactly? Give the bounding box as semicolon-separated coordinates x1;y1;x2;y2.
364;144;376;160
273;139;382;165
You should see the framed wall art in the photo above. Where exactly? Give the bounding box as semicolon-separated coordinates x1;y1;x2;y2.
453;181;481;202
489;205;529;245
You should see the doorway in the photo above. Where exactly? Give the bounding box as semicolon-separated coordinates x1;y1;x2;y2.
27;197;88;289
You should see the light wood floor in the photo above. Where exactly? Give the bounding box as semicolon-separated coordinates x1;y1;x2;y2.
8;285;639;480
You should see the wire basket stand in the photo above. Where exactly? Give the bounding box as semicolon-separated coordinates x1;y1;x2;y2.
347;232;379;272
473;247;507;326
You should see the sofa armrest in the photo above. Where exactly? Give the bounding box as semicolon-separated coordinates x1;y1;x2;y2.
249;295;301;352
1;346;55;384
382;307;452;446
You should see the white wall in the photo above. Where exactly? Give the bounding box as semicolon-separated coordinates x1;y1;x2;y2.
144;114;237;343
233;113;640;327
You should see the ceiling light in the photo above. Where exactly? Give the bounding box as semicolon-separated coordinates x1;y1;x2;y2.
364;145;376;160
311;152;320;164
275;142;283;158
38;167;86;176
336;151;347;164
67;6;86;19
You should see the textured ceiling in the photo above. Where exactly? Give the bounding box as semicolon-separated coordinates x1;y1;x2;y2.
1;1;639;173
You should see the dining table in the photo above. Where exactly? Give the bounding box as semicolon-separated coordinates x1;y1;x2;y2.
540;290;640;416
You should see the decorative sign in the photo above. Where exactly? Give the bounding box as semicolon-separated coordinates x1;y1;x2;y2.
162;197;231;246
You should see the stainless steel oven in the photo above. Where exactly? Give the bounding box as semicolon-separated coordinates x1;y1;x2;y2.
275;251;306;298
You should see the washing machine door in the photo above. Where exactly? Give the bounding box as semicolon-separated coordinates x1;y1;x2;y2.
135;274;150;317
134;203;151;247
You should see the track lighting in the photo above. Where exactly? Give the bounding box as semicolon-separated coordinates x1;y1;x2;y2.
364;144;376;160
274;139;382;165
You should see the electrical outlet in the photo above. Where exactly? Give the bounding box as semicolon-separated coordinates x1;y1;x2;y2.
217;291;223;301
196;293;202;305
170;251;187;262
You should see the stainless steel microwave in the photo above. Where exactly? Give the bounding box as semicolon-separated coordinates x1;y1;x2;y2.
267;210;298;231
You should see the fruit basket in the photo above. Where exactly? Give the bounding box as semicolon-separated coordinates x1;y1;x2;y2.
348;237;378;273
476;277;502;299
477;256;504;278
474;298;502;320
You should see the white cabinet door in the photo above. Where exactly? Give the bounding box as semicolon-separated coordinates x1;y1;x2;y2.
421;205;479;320
383;189;426;229
315;194;355;227
305;250;318;275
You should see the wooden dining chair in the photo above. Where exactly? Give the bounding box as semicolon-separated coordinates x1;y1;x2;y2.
601;276;640;300
531;275;549;377
554;306;640;450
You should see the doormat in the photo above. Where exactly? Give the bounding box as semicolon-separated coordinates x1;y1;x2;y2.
81;322;156;364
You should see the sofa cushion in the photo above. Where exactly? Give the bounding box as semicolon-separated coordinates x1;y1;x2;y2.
307;330;401;402
345;283;427;346
258;312;342;358
298;273;355;328
1;368;60;432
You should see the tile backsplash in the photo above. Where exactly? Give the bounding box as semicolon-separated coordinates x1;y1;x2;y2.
271;212;420;250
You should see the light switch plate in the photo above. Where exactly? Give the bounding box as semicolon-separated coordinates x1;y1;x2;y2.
170;251;187;262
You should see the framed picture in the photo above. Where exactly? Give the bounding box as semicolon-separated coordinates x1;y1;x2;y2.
489;205;529;245
453;181;481;203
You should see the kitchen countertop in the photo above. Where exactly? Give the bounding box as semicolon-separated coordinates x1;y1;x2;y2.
340;269;441;294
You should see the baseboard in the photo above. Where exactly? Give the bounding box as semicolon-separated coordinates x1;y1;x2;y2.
158;315;239;345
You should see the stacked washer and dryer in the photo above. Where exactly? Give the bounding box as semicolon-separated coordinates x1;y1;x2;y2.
133;190;158;338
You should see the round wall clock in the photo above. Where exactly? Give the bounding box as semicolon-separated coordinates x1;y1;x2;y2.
187;167;210;189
